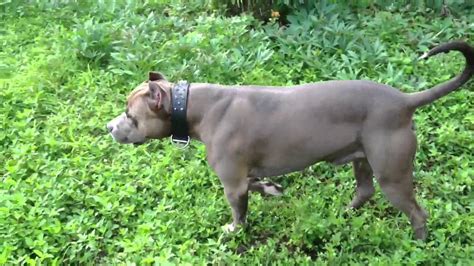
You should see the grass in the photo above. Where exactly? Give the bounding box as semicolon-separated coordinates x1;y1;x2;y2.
0;1;473;264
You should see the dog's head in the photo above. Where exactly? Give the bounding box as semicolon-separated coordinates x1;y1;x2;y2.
106;72;172;145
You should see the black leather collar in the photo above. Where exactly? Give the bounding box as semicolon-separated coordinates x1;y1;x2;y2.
170;81;190;144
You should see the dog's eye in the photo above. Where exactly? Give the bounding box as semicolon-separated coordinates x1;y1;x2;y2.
125;109;139;127
130;116;138;127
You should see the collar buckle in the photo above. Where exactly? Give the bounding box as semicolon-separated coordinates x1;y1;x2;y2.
171;135;190;149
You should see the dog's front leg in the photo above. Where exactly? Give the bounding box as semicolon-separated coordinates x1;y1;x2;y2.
213;158;249;232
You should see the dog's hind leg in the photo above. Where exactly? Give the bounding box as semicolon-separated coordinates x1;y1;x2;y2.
377;172;428;240
248;178;283;196
365;128;429;240
348;159;375;209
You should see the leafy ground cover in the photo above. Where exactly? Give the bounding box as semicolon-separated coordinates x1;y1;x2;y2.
0;1;473;264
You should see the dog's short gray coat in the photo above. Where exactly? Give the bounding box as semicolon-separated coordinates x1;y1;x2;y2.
107;41;473;240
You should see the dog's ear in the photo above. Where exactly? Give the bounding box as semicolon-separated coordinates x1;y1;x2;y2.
149;71;166;81
148;82;169;111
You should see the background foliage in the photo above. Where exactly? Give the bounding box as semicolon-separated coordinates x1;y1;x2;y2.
213;0;474;21
1;0;473;264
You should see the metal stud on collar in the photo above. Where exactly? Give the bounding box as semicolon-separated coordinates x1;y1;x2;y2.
170;135;190;149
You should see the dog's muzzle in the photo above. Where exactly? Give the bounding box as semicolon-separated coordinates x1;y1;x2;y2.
106;113;147;144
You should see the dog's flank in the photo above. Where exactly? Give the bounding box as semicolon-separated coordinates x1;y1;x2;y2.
107;41;473;241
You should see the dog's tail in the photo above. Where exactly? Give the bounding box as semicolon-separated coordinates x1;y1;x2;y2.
407;41;474;109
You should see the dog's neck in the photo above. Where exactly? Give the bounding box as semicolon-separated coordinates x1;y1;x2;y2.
185;83;233;143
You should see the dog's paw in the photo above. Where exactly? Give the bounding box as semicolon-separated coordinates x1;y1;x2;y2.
262;182;283;196
248;179;284;196
222;223;237;233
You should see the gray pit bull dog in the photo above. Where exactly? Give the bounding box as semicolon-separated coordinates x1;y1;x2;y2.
107;41;473;240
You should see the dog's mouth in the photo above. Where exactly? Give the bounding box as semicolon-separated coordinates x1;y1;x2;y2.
133;141;145;146
133;137;150;146
110;134;147;146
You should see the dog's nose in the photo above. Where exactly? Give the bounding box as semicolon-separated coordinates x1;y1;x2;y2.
106;124;113;133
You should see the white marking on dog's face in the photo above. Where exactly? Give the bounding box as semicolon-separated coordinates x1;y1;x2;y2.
106;81;172;145
107;112;146;144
